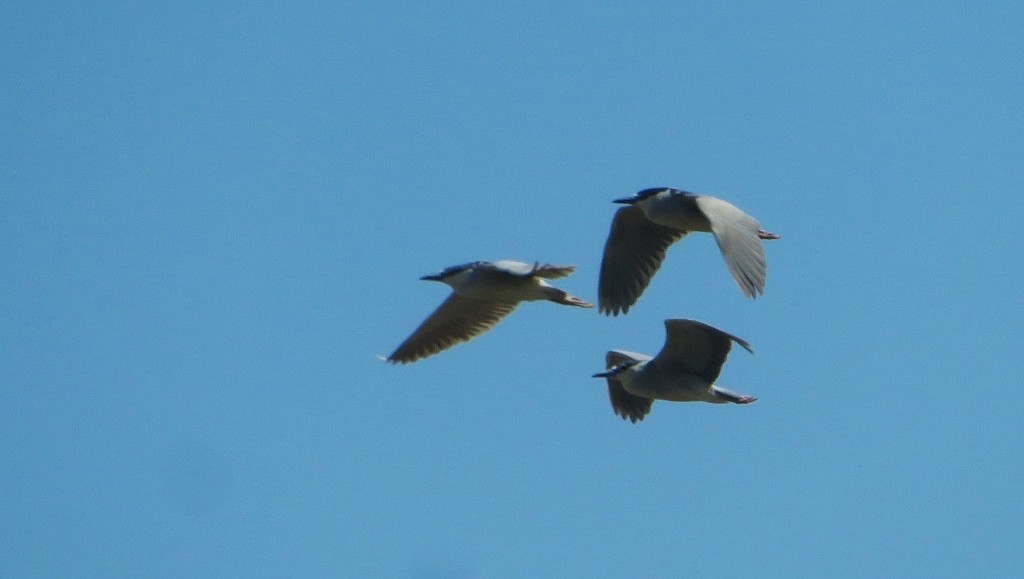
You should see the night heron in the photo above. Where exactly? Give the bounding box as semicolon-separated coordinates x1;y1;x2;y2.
593;319;757;423
387;260;592;364
598;187;780;315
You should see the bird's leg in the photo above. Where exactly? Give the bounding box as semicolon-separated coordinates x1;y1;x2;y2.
561;294;594;308
713;387;757;404
544;287;593;308
757;229;780;240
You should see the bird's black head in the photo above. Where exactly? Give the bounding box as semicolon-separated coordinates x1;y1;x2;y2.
420;261;479;282
614;187;674;205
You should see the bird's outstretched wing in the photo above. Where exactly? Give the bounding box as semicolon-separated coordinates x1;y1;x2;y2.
654;319;753;383
598;206;686;316
387;294;518;363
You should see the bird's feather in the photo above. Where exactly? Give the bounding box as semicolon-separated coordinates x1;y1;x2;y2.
653;319;752;383
695;196;768;298
387;294;518;363
598;206;686;315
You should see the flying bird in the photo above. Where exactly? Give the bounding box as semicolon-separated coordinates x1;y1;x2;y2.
387;260;592;364
593;319;757;423
598;187;780;315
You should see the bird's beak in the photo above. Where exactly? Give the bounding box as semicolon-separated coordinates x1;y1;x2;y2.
592;370;616;378
613;197;636;205
420;273;443;281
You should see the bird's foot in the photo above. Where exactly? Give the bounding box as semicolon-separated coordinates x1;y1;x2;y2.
757;230;780;240
562;294;593;308
735;396;758;404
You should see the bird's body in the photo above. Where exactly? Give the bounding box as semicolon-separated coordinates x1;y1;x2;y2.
387;260;591;364
434;260;571;302
598;188;780;315
593;319;757;423
608;354;721;403
639;190;714;232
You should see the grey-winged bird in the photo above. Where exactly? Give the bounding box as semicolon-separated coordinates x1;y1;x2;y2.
593;319;757;423
598;187;780;315
387;260;592;364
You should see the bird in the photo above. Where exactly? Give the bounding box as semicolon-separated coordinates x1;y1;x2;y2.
597;187;780;315
386;260;592;364
592;319;757;423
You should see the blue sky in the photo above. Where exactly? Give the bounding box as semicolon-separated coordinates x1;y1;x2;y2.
3;2;1023;577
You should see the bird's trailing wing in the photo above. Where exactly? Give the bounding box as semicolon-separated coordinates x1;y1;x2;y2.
603;350;654;423
694;196;768;298
482;260;576;280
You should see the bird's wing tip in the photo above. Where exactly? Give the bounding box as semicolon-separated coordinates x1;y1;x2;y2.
598;305;627;316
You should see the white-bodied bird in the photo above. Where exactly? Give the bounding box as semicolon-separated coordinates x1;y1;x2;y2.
598;187;780;315
593;319;757;423
387;260;592;364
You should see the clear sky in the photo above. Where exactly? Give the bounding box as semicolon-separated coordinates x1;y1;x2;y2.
3;2;1023;577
